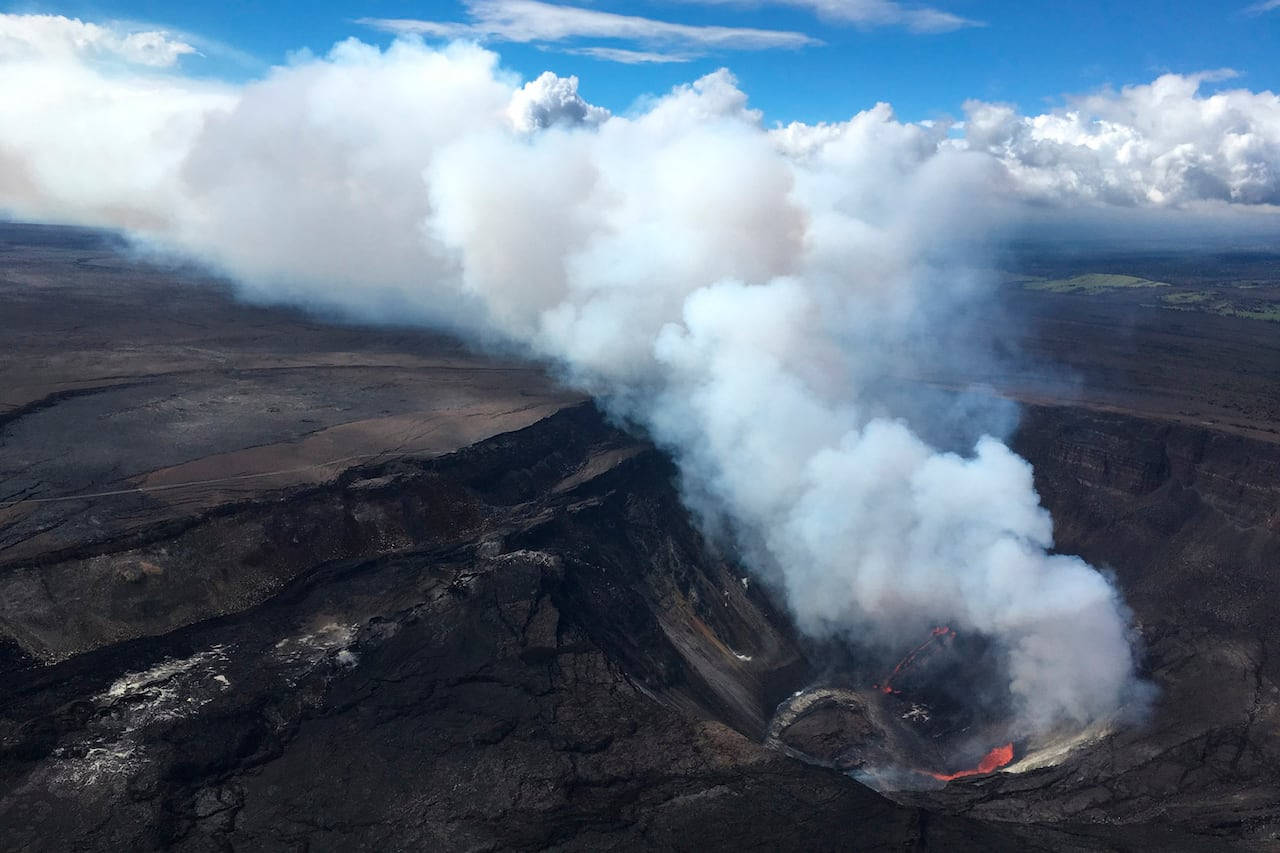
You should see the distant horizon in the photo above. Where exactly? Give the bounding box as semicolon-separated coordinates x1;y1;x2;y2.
7;213;1280;258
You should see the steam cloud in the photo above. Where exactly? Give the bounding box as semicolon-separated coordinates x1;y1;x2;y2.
7;15;1279;735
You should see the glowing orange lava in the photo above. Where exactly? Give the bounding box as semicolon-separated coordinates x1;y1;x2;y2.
927;743;1015;782
872;625;955;695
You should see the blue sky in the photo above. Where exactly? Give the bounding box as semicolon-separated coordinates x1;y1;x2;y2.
8;0;1280;123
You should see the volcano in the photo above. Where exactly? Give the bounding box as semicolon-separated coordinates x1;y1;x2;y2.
768;624;1021;789
2;227;1280;849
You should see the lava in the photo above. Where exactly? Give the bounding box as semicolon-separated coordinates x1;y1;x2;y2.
873;625;955;695
927;743;1015;782
873;627;1015;783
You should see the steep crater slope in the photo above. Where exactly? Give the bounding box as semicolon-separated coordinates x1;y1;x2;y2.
975;407;1280;830
3;402;1276;849
3;228;1279;849
769;404;1280;847
2;405;1038;851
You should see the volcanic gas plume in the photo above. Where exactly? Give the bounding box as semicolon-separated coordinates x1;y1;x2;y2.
0;23;1149;744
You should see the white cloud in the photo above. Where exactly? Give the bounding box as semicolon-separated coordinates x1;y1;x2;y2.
0;17;231;229
962;72;1280;205
1244;0;1280;14
676;0;982;33
0;13;195;67
764;70;1280;208
562;45;694;64
359;0;819;62
507;70;610;132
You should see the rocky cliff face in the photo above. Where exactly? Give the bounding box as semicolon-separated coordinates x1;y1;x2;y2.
0;405;1029;851
4;400;1277;850
967;405;1280;838
1017;404;1280;648
5;225;1279;850
878;404;1280;846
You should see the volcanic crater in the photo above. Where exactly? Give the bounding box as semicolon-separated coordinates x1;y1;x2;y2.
2;226;1279;850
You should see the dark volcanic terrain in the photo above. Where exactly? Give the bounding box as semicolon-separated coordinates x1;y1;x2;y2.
2;224;1279;850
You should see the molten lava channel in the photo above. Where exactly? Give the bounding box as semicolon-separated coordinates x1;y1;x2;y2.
874;625;955;695
927;743;1015;782
873;626;1015;783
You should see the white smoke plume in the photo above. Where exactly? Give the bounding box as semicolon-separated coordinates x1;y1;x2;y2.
10;16;1278;736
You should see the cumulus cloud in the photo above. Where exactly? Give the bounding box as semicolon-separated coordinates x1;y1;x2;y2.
359;0;818;64
0;13;196;67
759;71;1280;209
961;72;1280;206
508;70;610;132
15;20;1280;748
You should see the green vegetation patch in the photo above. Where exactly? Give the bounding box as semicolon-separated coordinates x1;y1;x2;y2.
1161;291;1209;305
1157;291;1280;322
1024;273;1170;294
1012;270;1280;321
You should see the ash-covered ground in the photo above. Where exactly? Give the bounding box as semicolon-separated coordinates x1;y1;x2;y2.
2;223;1279;850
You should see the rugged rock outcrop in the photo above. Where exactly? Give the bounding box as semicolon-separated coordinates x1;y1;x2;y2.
1;405;1032;851
4;401;1277;850
875;405;1280;847
953;405;1280;839
4;226;1280;850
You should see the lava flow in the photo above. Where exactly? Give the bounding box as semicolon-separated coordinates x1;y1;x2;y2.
873;625;955;695
873;626;1016;783
927;743;1015;782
